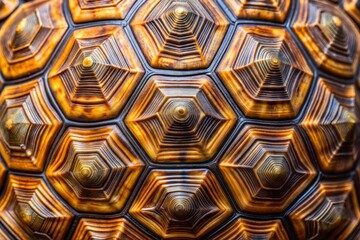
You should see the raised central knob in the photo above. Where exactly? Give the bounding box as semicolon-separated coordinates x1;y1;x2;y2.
270;55;281;65
332;15;342;28
82;56;94;68
174;6;189;16
17;204;33;225
174;105;189;120
16;18;27;33
173;204;187;217
272;165;287;181
169;198;192;220
73;155;110;188
74;163;97;185
5;118;14;130
80;167;92;178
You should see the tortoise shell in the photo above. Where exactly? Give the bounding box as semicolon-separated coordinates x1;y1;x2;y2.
0;0;359;239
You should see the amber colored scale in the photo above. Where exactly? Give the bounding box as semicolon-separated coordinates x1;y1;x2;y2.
0;0;359;239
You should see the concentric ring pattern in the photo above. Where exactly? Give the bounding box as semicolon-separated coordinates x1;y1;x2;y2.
130;0;229;69
219;125;317;213
221;0;291;22
0;175;73;239
0;0;359;239
0;0;67;79
211;218;289;239
126;75;236;163
218;25;313;119
129;169;232;239
49;25;144;122
71;218;152;239
69;0;136;23
46;125;144;213
292;0;360;78
0;79;62;172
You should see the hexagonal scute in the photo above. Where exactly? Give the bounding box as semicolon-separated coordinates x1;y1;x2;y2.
0;175;73;239
126;75;237;162
0;0;67;79
301;78;357;173
293;0;360;78
219;125;316;213
129;169;232;239
49;25;144;122
289;180;360;240
130;0;228;69
0;79;62;172
69;0;136;23
218;26;313;120
46;125;144;213
72;218;152;239
212;218;289;239
222;0;290;22
344;0;360;25
0;0;18;20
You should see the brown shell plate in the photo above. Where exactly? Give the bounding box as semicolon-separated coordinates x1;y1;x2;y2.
0;0;360;239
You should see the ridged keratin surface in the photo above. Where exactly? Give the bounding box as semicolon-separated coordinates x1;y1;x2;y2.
0;0;360;239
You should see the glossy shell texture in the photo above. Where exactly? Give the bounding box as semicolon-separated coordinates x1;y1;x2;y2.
0;0;360;239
